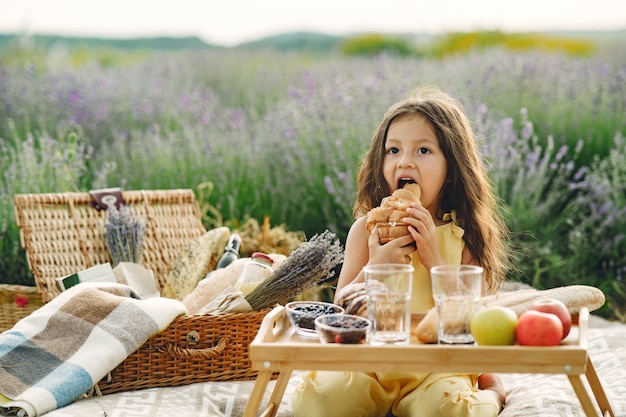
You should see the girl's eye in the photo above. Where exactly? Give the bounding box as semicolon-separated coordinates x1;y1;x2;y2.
386;147;399;155
417;147;430;154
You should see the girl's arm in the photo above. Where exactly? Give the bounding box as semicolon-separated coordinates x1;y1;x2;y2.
334;216;417;302
405;203;488;292
334;216;370;301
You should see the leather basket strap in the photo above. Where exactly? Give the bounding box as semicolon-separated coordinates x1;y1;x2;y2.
89;187;125;211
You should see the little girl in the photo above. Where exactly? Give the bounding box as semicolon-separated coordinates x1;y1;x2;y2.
292;86;512;417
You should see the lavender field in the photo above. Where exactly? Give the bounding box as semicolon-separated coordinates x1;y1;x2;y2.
1;39;625;320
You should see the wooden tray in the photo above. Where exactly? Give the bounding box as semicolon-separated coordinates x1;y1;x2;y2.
243;306;614;417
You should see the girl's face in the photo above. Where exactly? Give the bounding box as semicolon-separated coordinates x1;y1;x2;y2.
382;113;447;219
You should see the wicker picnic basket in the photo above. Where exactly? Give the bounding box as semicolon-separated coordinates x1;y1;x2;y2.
14;189;207;303
0;284;44;333
13;189;272;394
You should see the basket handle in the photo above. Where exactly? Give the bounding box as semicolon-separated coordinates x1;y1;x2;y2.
157;337;230;359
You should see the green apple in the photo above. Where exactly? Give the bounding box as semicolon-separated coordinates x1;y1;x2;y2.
470;306;519;345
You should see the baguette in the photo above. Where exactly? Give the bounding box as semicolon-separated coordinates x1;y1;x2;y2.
161;227;230;300
414;285;606;343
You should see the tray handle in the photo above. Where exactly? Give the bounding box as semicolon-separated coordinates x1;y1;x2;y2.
255;305;289;343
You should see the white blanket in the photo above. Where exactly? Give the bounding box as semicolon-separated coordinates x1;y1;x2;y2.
0;283;185;417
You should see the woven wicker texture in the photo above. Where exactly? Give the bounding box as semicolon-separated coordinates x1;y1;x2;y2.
13;189;272;394
96;309;271;394
14;189;206;302
0;284;44;333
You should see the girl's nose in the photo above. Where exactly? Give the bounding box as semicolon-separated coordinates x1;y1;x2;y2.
398;156;416;168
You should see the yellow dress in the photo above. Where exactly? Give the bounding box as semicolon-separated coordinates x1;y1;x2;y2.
291;216;500;417
410;212;464;313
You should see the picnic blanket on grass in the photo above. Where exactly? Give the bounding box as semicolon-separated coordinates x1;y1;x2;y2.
0;282;186;417
40;317;626;417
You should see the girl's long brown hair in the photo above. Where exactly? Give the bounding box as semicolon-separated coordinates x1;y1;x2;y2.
354;86;511;291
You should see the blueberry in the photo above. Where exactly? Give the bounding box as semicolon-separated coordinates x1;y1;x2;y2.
320;317;368;344
292;304;337;330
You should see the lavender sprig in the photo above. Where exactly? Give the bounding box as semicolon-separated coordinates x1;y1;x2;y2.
104;205;147;265
245;230;344;310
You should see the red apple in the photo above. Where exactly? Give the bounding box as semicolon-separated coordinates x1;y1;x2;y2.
516;310;563;346
528;298;572;339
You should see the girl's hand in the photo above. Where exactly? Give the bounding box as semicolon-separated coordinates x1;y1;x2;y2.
404;203;445;270
368;227;416;265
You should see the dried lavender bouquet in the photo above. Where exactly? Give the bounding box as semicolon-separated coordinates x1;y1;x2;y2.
245;230;344;310
104;205;147;265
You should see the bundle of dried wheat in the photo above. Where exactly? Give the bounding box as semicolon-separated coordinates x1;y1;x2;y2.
245;230;343;310
235;216;306;257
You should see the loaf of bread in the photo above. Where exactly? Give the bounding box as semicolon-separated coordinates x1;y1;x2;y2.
182;253;287;314
161;227;231;300
366;183;421;244
414;285;606;343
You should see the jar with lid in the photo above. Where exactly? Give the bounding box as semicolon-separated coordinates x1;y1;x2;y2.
235;252;274;296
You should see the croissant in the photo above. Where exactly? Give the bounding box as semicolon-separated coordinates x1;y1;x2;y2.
366;183;421;244
335;282;368;317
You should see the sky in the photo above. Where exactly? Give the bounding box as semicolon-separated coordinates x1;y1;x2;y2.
1;0;625;46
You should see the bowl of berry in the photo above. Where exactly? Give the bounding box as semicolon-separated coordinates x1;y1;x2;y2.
285;301;344;338
315;313;371;344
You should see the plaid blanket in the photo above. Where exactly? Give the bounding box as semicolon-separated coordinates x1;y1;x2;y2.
0;282;186;417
